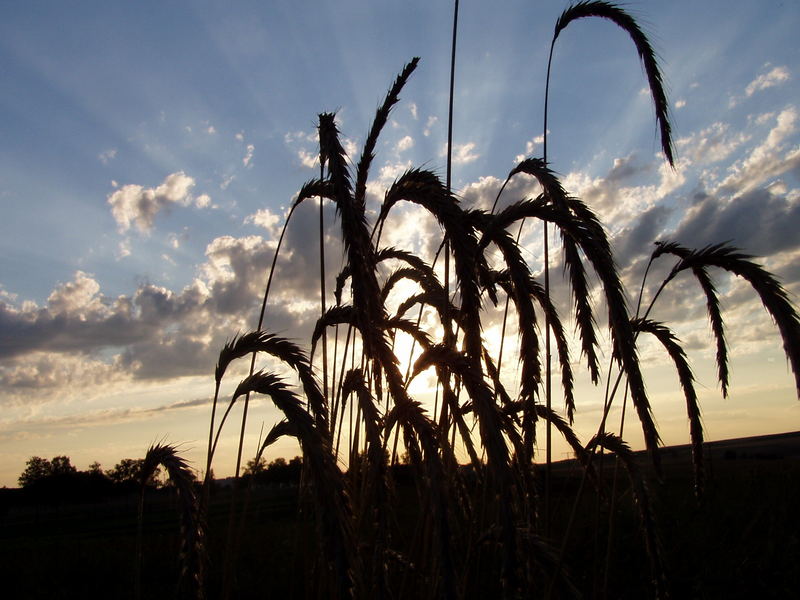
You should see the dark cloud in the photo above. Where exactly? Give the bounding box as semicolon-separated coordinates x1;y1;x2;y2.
0;220;334;386
669;186;800;257
613;204;673;266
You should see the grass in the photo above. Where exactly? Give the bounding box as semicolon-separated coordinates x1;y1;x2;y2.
190;3;800;598
3;450;799;598
7;2;796;599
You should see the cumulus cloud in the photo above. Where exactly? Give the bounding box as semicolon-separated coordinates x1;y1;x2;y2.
395;135;414;153
298;148;319;168
409;103;418;120
0;226;323;393
564;154;657;224
244;208;282;236
107;171;201;233
195;193;211;209
443;141;480;165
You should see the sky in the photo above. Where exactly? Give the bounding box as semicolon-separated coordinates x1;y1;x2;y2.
1;0;799;487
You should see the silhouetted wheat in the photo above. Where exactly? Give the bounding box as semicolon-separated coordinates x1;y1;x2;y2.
172;4;800;599
137;443;205;600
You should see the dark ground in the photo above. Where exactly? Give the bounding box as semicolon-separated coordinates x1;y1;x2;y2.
1;431;798;599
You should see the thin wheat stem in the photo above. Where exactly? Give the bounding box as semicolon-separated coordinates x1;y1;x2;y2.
319;161;329;405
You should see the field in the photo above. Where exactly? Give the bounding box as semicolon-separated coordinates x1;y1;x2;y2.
2;432;798;599
3;4;799;599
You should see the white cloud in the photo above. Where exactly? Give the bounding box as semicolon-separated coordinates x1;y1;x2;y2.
396;135;414;153
117;238;131;259
207;125;217;135
107;171;197;233
285;129;325;168
745;65;790;97
195;193;211;209
514;134;545;163
343;137;358;159
717;106;800;196
674;99;686;109
98;149;117;165
424;115;438;137
220;174;235;190
243;143;255;167
235;132;244;142
676;121;750;164
443;141;480;165
0;351;128;396
409;103;418;120
298;148;319;169
731;65;791;107
47;271;108;319
245;208;282;236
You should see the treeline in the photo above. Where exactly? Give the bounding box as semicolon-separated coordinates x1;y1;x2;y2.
11;453;308;500
8;454;170;505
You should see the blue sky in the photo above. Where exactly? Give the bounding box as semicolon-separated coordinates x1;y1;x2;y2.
1;1;799;486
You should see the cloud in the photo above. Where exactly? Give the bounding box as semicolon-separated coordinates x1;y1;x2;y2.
0;351;128;395
716;106;800;196
409;103;418;120
674;99;686;109
745;65;790;97
0;394;214;430
117;238;132;259
244;208;282;236
47;271;106;317
613;204;673;265
730;65;791;107
423;116;438;137
514;134;545;164
221;174;235;190
243;143;255;167
395;135;414;153
443;141;480;165
0;244;305;389
668;185;800;259
298;148;319;168
343;138;359;159
107;171;198;233
563;154;658;225
195;193;211;209
675;121;750;164
98;149;117;165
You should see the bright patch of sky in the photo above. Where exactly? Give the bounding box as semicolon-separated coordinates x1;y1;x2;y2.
1;0;799;485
